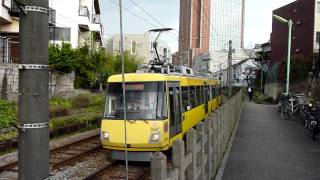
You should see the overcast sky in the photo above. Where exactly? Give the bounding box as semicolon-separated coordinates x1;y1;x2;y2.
101;0;296;52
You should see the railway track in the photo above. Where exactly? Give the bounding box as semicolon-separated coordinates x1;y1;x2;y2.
85;161;150;180
0;134;102;173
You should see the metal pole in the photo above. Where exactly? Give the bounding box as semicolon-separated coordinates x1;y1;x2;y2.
18;0;49;179
261;53;263;93
118;0;129;180
286;20;293;95
228;40;232;98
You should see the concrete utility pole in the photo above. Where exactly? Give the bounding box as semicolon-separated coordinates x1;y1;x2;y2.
228;40;233;98
18;0;50;179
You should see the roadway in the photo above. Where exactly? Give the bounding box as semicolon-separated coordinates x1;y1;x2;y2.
222;103;320;180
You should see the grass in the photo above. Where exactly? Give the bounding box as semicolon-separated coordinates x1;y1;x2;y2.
0;93;105;142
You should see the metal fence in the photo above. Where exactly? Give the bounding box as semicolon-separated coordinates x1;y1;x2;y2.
151;91;244;180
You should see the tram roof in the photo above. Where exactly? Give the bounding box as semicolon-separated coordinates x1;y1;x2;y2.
108;73;220;86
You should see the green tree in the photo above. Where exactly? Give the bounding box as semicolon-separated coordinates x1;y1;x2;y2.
49;42;80;73
282;55;313;83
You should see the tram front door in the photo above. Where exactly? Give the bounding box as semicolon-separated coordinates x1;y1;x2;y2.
168;82;182;138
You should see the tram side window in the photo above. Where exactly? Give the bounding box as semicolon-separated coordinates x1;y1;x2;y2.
205;85;210;101
181;87;190;112
211;86;216;99
196;86;202;106
189;86;196;109
216;86;219;97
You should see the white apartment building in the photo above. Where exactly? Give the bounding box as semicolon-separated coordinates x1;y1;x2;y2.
0;0;103;63
107;34;171;65
50;0;103;48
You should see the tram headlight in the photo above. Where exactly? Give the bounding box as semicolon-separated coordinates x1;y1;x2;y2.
149;133;160;143
101;131;109;141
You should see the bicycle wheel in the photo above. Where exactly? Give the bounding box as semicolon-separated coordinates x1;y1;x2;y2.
281;106;291;120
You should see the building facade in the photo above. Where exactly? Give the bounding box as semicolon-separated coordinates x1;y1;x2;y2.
271;0;318;64
107;34;171;65
0;0;103;63
194;49;255;86
173;0;211;67
210;0;245;51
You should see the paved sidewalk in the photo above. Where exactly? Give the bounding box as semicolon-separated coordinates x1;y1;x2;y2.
222;103;320;180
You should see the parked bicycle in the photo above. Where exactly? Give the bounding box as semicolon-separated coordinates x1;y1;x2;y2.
278;93;291;113
280;93;307;120
304;101;320;140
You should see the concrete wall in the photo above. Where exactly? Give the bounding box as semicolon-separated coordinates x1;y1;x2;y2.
0;63;77;101
151;91;244;180
264;82;282;100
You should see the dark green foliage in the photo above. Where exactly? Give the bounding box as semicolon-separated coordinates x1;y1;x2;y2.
49;43;80;73
253;92;274;104
72;94;90;108
282;55;313;83
49;107;70;118
0;99;17;128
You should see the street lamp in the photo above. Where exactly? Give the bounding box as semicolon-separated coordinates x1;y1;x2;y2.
273;14;293;95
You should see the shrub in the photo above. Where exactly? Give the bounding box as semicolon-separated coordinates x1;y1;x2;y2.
0;99;17;129
253;92;274;104
50;96;72;108
49;107;70;118
72;94;90;108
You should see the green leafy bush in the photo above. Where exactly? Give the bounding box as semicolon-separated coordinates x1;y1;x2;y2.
50;96;72;108
49;42;80;73
253;92;274;104
50;112;100;129
0;99;17;129
49;107;70;118
72;94;90;108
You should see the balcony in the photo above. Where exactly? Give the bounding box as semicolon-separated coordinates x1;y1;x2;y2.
79;6;89;18
8;0;20;17
92;14;100;24
8;1;56;26
48;8;56;26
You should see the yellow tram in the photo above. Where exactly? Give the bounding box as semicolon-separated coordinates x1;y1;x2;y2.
100;72;222;161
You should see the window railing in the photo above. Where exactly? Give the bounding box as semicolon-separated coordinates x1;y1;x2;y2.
8;0;19;17
49;8;56;26
79;6;89;18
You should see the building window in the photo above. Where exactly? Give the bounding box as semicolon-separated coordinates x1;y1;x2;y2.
131;41;137;54
49;27;71;41
163;48;168;58
316;32;320;43
0;38;10;63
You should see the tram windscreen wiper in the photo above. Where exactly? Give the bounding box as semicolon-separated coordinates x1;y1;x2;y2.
127;120;136;123
142;120;149;124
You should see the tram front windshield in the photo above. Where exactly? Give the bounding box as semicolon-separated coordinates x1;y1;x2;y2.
105;82;165;120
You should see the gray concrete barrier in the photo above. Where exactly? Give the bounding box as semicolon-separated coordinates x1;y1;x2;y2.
151;90;244;180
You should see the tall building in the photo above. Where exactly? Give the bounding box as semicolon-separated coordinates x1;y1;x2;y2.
210;0;245;51
173;0;211;67
271;0;318;64
0;0;103;63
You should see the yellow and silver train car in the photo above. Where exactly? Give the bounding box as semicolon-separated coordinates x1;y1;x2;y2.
100;73;222;161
